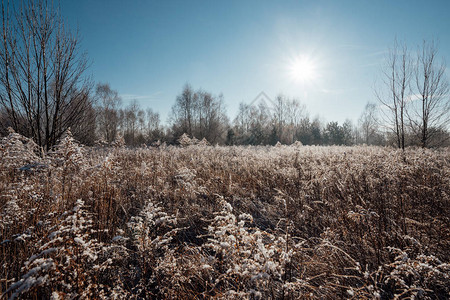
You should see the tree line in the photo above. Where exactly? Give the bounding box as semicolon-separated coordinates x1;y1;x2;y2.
1;1;449;149
53;81;447;148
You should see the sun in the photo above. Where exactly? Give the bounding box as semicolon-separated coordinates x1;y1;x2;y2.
289;55;318;83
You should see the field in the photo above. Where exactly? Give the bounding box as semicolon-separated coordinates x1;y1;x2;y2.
1;131;449;299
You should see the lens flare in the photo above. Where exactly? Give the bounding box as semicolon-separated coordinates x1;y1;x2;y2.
289;55;318;83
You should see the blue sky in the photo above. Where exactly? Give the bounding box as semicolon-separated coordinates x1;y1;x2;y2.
60;0;450;125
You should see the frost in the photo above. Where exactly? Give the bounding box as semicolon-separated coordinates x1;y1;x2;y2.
2;144;449;299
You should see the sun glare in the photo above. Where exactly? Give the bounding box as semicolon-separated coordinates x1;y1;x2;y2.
289;55;318;83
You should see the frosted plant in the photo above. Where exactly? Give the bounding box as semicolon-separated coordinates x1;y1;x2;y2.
203;197;286;298
128;199;178;253
126;198;180;296
4;199;105;299
46;129;87;205
198;137;210;146
173;167;197;192
0;196;24;232
48;129;85;170
178;133;192;147
0;127;41;171
380;247;450;298
153;244;212;299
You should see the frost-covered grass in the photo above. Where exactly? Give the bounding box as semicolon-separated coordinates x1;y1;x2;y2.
1;131;449;299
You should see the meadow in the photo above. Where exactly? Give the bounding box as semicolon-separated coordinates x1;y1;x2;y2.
1;130;449;299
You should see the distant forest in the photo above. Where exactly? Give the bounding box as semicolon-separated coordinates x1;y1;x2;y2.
2;79;450;148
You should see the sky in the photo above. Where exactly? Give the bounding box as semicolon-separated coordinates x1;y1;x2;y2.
59;0;450;125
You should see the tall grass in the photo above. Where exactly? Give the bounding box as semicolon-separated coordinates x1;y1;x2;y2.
1;130;449;299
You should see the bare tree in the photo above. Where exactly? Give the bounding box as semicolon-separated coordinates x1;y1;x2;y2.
0;0;92;150
95;83;121;143
233;101;271;145
272;95;305;144
170;84;195;137
170;84;228;143
273;95;286;141
358;102;380;145
233;102;252;137
409;40;450;148
146;107;162;142
197;91;228;143
376;40;412;150
123;100;139;145
67;89;96;145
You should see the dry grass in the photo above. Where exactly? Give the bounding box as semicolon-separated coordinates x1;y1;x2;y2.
1;130;449;299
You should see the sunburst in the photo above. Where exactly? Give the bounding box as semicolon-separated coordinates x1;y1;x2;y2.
289;55;318;83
